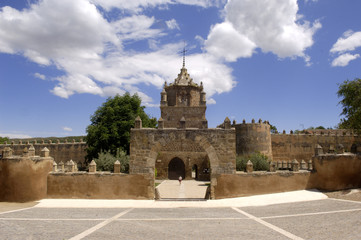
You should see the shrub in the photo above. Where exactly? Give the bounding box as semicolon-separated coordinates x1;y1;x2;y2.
236;152;269;171
93;148;129;173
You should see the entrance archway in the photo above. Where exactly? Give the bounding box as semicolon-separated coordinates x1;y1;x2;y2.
168;157;185;180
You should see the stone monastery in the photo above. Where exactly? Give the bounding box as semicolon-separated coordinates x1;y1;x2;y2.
1;60;361;202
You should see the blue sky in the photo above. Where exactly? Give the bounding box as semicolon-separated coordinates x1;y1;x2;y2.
0;0;360;138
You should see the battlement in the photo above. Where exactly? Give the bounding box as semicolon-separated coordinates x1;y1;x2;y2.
272;129;358;136
238;118;270;125
0;139;86;146
0;141;87;167
0;146;54;202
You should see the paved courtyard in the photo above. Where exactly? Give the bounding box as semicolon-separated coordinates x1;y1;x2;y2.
0;190;360;240
156;180;209;199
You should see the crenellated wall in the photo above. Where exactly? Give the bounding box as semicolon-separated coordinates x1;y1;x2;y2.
0;146;53;202
0;141;87;167
271;132;361;162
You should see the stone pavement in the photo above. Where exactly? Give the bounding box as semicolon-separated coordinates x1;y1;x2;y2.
156;180;209;199
0;195;360;240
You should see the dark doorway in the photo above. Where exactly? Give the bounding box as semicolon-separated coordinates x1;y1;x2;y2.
192;164;198;180
351;144;357;154
168;157;185;180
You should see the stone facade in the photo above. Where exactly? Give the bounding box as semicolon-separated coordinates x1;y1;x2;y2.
130;64;236;199
160;65;207;129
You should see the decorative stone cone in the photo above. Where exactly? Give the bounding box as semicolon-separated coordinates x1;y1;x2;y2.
41;147;50;157
246;160;253;173
89;160;97;172
114;160;121;173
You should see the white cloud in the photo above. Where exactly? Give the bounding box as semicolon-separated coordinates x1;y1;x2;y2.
112;15;162;41
205;0;321;64
331;53;360;67
90;0;224;12
330;30;361;67
205;21;256;62
0;133;32;139
166;19;180;30
0;0;233;105
330;31;361;53
34;73;46;80
63;127;73;132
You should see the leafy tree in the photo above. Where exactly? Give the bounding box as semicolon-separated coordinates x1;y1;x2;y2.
86;93;157;161
0;137;9;144
337;78;361;131
269;124;278;134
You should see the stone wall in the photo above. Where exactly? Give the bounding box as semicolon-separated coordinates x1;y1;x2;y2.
214;153;361;199
130;127;236;198
0;141;87;167
312;154;361;191
47;173;151;199
235;120;273;160
160;106;207;128
214;171;312;199
271;133;361;161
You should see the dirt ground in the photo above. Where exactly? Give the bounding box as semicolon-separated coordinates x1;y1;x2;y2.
323;188;361;202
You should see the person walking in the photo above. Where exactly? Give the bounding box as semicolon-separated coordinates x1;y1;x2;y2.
178;176;182;185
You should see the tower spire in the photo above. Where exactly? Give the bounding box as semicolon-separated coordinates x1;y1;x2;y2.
180;42;187;68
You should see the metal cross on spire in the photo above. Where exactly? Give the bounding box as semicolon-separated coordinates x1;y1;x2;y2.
180;42;187;68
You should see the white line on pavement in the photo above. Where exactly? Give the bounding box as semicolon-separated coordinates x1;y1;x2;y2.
0;206;36;215
232;207;305;240
69;208;133;240
261;208;361;219
328;198;361;204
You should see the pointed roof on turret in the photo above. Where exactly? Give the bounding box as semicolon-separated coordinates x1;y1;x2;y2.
174;67;194;86
171;44;197;86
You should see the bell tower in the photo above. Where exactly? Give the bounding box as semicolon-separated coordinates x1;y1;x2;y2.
160;51;207;129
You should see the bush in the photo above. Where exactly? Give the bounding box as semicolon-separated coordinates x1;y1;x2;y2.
93;148;129;173
236;152;269;171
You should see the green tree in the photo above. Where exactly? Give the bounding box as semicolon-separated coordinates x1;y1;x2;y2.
85;93;157;161
0;137;9;144
269;123;278;134
337;78;361;131
93;148;129;173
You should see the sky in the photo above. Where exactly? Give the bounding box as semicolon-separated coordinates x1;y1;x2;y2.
0;0;360;138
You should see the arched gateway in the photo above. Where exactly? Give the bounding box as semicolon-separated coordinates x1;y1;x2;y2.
129;60;236;199
168;157;185;180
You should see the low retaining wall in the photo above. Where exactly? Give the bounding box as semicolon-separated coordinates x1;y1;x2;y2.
214;154;361;199
312;154;361;191
214;171;313;199
47;172;152;199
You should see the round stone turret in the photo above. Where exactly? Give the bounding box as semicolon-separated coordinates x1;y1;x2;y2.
235;120;273;160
